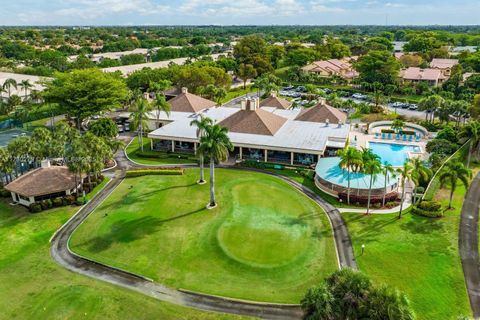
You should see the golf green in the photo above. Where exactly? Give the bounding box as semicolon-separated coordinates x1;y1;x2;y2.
70;169;337;303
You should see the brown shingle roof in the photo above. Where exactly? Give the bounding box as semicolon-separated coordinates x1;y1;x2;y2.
295;103;347;124
5;166;79;197
219;108;287;136
259;95;292;110
168;91;216;113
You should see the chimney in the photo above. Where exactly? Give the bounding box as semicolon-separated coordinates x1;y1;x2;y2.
41;159;51;168
240;98;247;110
271;91;277;98
181;87;188;94
325;118;330;127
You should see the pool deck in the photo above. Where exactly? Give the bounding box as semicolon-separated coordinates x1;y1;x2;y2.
349;127;429;163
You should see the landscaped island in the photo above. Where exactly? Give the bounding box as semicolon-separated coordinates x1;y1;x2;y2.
70;169;337;303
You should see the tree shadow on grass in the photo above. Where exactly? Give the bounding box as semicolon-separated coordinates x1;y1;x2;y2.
77;207;205;253
399;215;444;234
351;215;400;243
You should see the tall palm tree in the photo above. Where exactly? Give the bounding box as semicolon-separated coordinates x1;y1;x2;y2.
337;147;362;205
197;123;233;208
3;78;17;98
382;162;396;207
364;158;382;215
19;80;33;100
153;94;171;124
410;157;432;205
396;160;414;219
439;161;472;209
190;116;213;184
459;120;480;168
418;95;445;123
130;98;152;152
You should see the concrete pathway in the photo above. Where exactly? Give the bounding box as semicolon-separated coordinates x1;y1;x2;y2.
459;172;480;319
337;194;412;215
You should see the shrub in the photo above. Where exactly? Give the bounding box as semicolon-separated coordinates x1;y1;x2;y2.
381;129;395;134
126;168;184;177
29;203;42;213
400;130;415;136
385;201;398;209
64;195;76;205
76;198;86;206
338;192;398;205
39;201;49;210
412;200;443;218
52;198;63;207
0;188;10;198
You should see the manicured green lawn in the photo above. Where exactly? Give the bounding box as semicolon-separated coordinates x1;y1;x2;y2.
70;169;338;303
126;137;198;165
342;177;473;319
0;184;242;319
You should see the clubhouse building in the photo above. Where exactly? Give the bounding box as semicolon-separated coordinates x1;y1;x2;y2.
146;88;350;166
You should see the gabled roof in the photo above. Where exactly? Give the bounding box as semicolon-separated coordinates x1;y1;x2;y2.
401;67;444;81
430;58;459;69
5;166;78;197
295;103;347;124
259;95;292;110
168;90;216;113
219;108;287;136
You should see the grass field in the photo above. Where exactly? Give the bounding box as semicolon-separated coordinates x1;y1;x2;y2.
70;169;337;303
126;137;198;165
342;171;476;319
0;182;243;319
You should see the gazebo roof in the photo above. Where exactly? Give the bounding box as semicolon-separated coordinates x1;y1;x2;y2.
5;166;79;197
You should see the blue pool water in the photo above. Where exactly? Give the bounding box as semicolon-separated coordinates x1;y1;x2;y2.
369;142;421;167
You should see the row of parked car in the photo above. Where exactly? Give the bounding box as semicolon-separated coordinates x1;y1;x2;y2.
279;86;308;98
388;101;419;110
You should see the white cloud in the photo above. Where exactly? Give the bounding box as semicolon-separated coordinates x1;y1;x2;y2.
310;1;345;13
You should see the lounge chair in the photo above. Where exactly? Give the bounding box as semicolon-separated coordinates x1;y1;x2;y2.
387;133;392;139
415;134;421;142
403;135;407;141
382;133;386;139
375;132;379;139
396;133;400;140
408;135;413;142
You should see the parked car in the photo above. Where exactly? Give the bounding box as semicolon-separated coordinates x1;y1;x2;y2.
408;104;418;110
352;93;367;100
296;86;307;92
283;86;295;90
117;124;124;133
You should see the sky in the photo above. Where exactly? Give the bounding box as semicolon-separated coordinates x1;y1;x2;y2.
0;0;479;26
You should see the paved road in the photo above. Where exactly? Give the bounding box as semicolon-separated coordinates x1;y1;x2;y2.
50;146;357;319
459;172;480;318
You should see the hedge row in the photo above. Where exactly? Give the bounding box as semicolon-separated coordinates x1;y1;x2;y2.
29;195;77;213
338;192;398;205
136;151;195;161
126;168;184;177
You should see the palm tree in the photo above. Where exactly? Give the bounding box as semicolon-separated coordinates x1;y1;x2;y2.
19;80;33;100
382;163;396;207
190;116;214;184
130;98;152;152
459;120;480;168
337;147;362;205
391;119;405;133
410;157;432;205
3;78;17;98
153;94;171;124
418;95;445;123
396;160;414;219
439;161;472;209
197;123;233;208
364;158;382;215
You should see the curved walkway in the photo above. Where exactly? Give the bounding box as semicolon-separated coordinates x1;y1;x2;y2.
50;148;357;319
459;172;480;318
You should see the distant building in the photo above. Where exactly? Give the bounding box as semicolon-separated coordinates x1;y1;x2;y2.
302;58;358;80
430;58;459;78
400;67;447;87
449;46;478;55
393;41;407;53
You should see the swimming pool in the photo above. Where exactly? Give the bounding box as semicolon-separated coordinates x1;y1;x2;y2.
368;142;421;167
